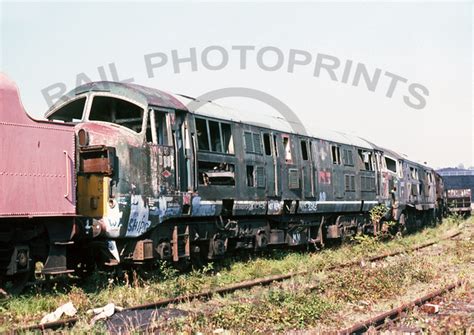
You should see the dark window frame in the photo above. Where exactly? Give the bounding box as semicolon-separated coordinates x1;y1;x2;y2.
283;135;292;163
263;133;272;156
195;117;234;155
300;140;309;161
384;156;397;173
331;145;341;165
88;95;145;133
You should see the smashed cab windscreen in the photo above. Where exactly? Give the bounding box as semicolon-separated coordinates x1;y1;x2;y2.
48;97;86;122
89;96;144;133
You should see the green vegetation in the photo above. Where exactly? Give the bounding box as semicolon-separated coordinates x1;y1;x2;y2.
0;215;470;333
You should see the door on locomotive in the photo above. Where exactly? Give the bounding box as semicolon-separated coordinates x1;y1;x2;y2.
330;143;344;200
146;108;193;196
173;110;193;194
261;132;278;197
147;108;170;197
280;134;300;202
299;138;315;199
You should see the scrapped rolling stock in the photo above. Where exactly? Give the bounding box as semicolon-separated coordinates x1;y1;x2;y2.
0;74;446;293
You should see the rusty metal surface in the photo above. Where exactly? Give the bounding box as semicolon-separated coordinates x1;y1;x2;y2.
337;281;462;334
0;74;76;217
20;317;79;332
125;272;302;312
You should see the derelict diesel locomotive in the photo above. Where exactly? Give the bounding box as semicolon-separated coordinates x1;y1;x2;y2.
0;74;445;293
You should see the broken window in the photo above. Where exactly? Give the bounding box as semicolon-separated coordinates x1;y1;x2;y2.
358;149;373;171
247;165;254;187
283;136;292;163
427;172;433;183
410;167;419;180
155;112;169;145
385;157;397;173
398;161;404;178
147;110;170;145
89;96;144;132
300;140;309;161
263;133;272;155
208;120;222;152
196;118;210;150
196;118;234;154
331;145;341;165
221;123;234;154
48;97;86;122
198;161;235;186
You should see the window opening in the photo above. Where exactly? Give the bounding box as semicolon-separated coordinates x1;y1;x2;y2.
263;133;272;155
89;96;144;132
247;165;255;187
385;157;397;173
300;140;309;161
283;136;292;163
196;118;209;150
48;97;86;122
331;145;341;165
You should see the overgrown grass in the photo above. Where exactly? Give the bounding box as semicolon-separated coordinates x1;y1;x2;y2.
0;215;469;332
325;258;435;303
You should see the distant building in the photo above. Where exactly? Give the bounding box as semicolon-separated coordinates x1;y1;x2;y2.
437;168;474;202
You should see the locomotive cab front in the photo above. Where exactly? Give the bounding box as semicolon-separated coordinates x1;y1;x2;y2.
45;82;192;266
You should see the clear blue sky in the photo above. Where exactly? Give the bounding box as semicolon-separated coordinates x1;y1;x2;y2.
1;1;472;168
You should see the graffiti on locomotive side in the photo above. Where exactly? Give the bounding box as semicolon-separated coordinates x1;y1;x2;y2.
126;194;151;237
148;196;182;222
103;199;123;238
268;200;283;215
318;171;331;184
191;196;218;216
298;201;318;213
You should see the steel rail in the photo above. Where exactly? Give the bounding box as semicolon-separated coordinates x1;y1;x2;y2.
337;281;463;334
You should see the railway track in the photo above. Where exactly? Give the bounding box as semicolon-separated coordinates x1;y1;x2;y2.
338;281;463;334
17;230;462;332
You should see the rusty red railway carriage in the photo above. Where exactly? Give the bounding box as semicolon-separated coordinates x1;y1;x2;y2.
0;73;446;293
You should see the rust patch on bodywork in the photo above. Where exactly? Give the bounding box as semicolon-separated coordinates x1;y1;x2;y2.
80;146;115;175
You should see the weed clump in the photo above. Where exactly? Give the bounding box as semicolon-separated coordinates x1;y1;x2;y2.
326;258;435;303
209;289;337;332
